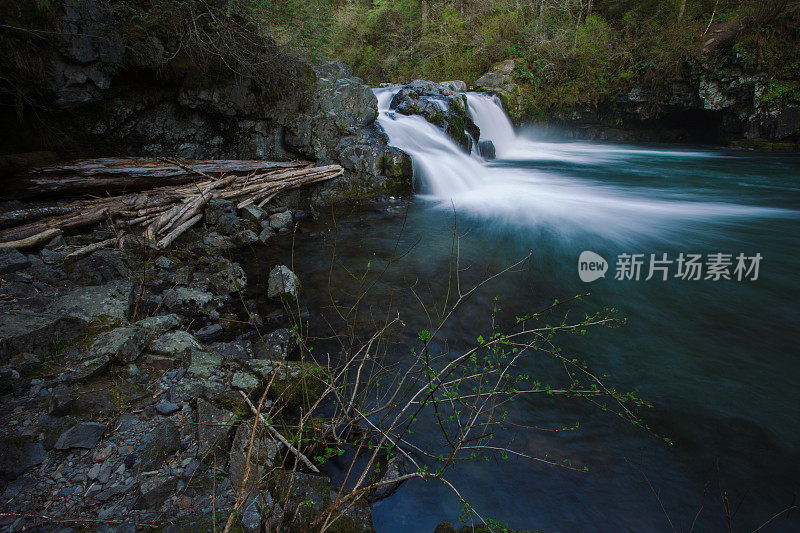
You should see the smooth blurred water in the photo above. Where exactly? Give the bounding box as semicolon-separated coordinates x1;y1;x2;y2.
274;91;800;531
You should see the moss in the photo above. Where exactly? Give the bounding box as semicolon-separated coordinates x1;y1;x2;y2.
268;362;330;412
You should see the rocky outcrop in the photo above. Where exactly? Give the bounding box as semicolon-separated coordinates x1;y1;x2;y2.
474;59;525;122
389;80;481;152
0;1;413;201
474;59;799;147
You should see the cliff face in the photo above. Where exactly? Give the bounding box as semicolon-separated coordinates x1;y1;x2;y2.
0;1;411;201
475;59;800;149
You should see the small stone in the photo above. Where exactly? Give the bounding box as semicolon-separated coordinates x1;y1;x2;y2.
88;463;101;480
135;476;178;509
54;422;106;450
155;401;180;416
232;229;259;247
267;265;300;300
92;446;113;462
240;204;267;225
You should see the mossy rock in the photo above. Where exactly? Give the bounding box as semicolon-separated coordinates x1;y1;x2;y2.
247;359;330;412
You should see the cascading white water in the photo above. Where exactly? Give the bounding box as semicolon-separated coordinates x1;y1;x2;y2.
373;86;792;239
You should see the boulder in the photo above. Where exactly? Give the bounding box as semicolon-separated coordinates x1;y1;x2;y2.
267;265;300;300
240;204;267;226
0;309;84;363
197;399;237;457
134;476;178;509
478;140;496;159
135;313;183;339
208;258;247;295
254;328;299;360
88;326;147;363
474;59;524;121
0;249;31;275
209;340;252;360
229;423;278;492
187;349;221;378
50;279;133;323
268;211;294;231
135;420;180;471
163;287;220;316
148;330;202;359
0;435;45;481
54;422;106;450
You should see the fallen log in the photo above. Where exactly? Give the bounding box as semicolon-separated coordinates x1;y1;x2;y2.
4;158;309;200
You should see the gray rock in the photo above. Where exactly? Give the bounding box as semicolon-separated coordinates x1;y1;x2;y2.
187;350;221;378
254;328;299;360
231;372;259;390
135;314;183;339
258;226;275;244
229;423;278;492
197;400;237;457
47;385;74;416
70;355;110;383
0;309;84;363
135;476;178;509
155;401;180;416
440;80;467;92
478;140;496;159
369;455;406;502
153;256;177;270
268;211;293;230
89;326;147;363
267;265;300;300
0;435;45;481
50;279;133;323
194;323;223;342
208;258;247;295
163;287;219;316
0;248;31;275
240;204;267;226
241;496;262;533
135;420;180;471
232;229;259;247
143;354;176;371
205;199;237;225
54;422;106;450
209;340;252;360
148;330;202;358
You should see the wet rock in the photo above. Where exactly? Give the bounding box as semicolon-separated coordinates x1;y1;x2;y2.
135;420;180;471
440;80;467;92
267;265;300;300
197;399;237;457
54;422;106;449
209;340;252;360
0;435;45;481
478;140;496;159
268;211;293;231
88;326;147;363
163;287;219;316
229;423;278;493
258;227;275;244
208;258;247;295
232;229;259;247
135;476;178;509
187;350;221;378
369;455;406;502
0;248;31;274
148;330;202;359
254;328;299;360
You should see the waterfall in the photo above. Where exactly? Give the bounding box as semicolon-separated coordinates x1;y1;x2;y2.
373;86;790;238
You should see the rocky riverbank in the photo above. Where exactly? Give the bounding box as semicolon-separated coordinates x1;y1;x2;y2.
0;196;396;532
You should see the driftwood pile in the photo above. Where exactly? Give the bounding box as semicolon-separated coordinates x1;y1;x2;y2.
0;158;343;253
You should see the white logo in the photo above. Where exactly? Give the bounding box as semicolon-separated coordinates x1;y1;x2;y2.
578;251;608;282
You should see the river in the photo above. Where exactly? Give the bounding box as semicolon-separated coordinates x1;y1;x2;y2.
258;89;800;532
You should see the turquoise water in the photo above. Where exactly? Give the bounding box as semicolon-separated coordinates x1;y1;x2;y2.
273;142;800;532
